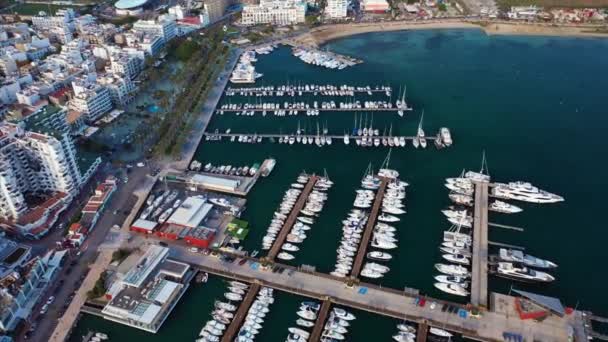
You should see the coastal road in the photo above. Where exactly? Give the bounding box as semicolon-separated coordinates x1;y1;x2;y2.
28;165;155;342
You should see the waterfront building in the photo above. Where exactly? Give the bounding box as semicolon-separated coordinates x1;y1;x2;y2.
21;105;86;137
109;52;141;81
98;73;137;107
69;75;113;122
507;6;541;20
241;0;307;26
125;32;165;56
203;0;231;23
360;0;389;12
133;18;177;44
101;245;192;333
0;122;87;238
325;0;348;18
0;247;66;332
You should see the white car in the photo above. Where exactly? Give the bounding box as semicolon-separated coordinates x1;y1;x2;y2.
136;162;145;167
39;304;49;315
189;247;199;253
46;296;55;305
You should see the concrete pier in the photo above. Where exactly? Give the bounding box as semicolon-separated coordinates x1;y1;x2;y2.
221;283;260;342
309;299;332;342
471;182;489;308
267;176;319;260
350;177;388;278
205;133;439;141
217;108;404;113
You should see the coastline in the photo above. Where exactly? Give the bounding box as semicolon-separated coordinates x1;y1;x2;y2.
288;20;608;46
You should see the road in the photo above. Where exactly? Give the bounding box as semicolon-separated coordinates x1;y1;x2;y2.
26;164;154;342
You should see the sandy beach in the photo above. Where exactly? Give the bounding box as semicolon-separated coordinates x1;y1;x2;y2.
288;19;608;46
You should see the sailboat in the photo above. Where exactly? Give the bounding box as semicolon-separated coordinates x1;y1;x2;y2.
388;124;395;147
343;130;350;145
357;114;363;136
382;127;388;146
418;110;426;148
296;121;302;143
378;149;399;179
352;114;358;136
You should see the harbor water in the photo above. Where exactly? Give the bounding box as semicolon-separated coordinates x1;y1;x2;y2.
70;29;608;340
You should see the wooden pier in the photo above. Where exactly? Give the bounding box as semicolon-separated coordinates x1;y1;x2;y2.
416;322;429;342
218;108;402;113
471;182;489;308
267;176;319;260
205;133;437;141
350;177;388;278
221;282;260;342
309;299;332;342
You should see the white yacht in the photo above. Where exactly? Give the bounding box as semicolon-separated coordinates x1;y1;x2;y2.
449;193;473;206
442;253;470;265
498;249;557;269
367;251;392;261
278;252;295;261
434;282;469;296
434;275;469;287
435;263;470;277
489;200;523;213
378;213;400;222
496;262;555;282
492;182;564;203
296;318;314;328
430;327;453;338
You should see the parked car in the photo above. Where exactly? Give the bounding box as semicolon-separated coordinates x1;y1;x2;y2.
39;304;49;315
189;247;199;253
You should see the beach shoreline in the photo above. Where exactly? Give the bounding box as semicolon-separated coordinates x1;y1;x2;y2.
287;20;608;46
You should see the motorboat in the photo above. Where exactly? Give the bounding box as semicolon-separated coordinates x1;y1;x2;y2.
297;309;317;320
297;216;314;225
430;327;453;337
489;200;523;214
367;251;392;261
496;262;555;282
498;248;557;269
434;274;470;288
378;213;400;222
288;327;310;339
434;282;469;296
371;238;397;250
225;292;243;301
435;263;470;277
442;253;470;265
215;301;237;311
296;318;315;328
282;243;300;252
301;301;321;311
322;330;345;340
332;308;356;320
278;252;295;260
228;286;246;295
397;324;416;333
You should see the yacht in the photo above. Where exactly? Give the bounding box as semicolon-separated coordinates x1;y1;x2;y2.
225;292;243;301
496;262;555;282
367;251;392;261
449;193;473;206
492;182;564;203
333;308;356;320
498;249;557;269
434;282;469;296
297;309;317;320
282;243;300;252
378;213;400;222
435;263;470;277
489;200;523;214
289;328;310;339
393;332;416;342
296;318;314;328
430;327;453;338
278;252;295;261
371;238;397;250
434;275;469;287
442;253;470;265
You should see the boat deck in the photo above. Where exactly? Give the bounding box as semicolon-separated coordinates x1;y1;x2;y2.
220;282;261;342
267;176;319;260
309;298;332;342
350;177;389;278
471;181;489;308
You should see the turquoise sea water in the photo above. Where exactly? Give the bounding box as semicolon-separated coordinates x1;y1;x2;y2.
70;29;608;340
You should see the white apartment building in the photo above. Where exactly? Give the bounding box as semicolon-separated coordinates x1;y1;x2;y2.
110;53;141;81
0;123;82;223
241;0;307;26
132;18;177;44
69;76;113;122
0;249;66;332
31;9;75;31
325;0;348;18
98;73;137;107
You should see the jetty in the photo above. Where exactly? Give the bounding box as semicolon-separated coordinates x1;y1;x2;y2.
221;283;261;342
471;181;489;308
217;108;404;113
350;177;388;278
174;249;580;342
309;299;332;342
267;176;319;260
204;133;444;145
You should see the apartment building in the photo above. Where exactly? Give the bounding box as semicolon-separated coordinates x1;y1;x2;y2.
0;122;83;237
98;73;137;107
132;18;177;44
69;76;113;122
325;0;348;18
241;0;307;26
109;53;141;81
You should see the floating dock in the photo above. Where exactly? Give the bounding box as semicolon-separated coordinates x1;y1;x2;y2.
220;282;260;342
471;181;489;308
309;298;332;342
267;176;319;260
351;177;388;278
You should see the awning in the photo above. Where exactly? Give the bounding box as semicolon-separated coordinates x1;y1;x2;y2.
513;289;565;316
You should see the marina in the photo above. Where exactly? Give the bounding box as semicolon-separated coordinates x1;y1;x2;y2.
68;30;608;342
224;84;393;97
